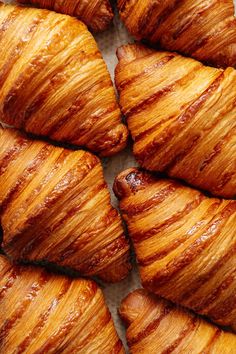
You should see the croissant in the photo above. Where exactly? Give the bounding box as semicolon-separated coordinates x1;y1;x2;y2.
0;127;131;283
17;0;113;32
0;3;128;157
117;0;236;68
0;255;125;353
113;168;236;331
115;44;236;198
120;289;236;354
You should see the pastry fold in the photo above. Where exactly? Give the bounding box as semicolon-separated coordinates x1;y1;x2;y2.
114;168;236;330
118;0;236;68
0;255;125;354
115;44;236;198
0;3;127;157
17;0;113;32
120;289;236;354
0;127;131;283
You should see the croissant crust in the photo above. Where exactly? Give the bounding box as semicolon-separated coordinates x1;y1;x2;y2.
114;168;236;331
120;289;236;354
17;0;114;32
0;127;131;283
0;255;125;353
115;43;236;198
118;0;236;68
0;4;128;157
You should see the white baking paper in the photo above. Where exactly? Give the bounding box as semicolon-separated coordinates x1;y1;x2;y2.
94;9;141;349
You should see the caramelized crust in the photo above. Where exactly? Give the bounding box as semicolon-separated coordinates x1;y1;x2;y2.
118;0;236;68
114;168;236;330
0;127;131;283
0;255;125;353
120;289;236;353
115;44;236;198
0;3;128;157
17;0;114;32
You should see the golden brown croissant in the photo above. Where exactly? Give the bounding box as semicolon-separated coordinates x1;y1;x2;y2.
0;255;125;353
115;44;236;198
118;0;236;68
0;3;128;157
114;168;236;331
17;0;113;32
0;127;131;283
120;289;236;354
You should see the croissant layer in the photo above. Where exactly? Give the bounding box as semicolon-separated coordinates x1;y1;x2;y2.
120;289;236;354
17;0;114;32
115;44;236;198
0;3;127;157
114;168;236;331
118;0;236;68
0;127;131;282
0;255;125;353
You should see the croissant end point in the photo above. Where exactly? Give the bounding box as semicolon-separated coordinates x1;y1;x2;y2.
99;124;129;157
113;167;140;199
119;289;149;326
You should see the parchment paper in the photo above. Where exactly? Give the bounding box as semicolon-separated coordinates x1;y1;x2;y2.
3;1;236;352
93;9;141;350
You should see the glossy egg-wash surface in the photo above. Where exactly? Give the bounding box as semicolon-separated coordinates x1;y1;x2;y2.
17;0;114;32
0;127;131;282
120;289;236;353
114;168;236;331
115;44;236;198
0;3;128;156
0;255;125;353
118;0;236;68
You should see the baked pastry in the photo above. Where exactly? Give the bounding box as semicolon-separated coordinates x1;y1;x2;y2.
114;168;236;330
118;0;236;68
0;255;125;353
0;127;131;283
17;0;113;32
0;3;128;157
115;44;236;198
120;289;236;353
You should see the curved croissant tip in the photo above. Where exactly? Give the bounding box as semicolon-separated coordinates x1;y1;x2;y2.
113;168;155;199
116;43;139;62
99;124;128;157
116;45;129;61
96;252;132;283
119;289;148;326
116;43;154;63
87;1;114;32
113;167;141;199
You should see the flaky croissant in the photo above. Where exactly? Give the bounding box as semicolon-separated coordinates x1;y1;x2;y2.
17;0;113;32
0;3;127;157
115;44;236;198
118;0;236;68
120;289;236;354
0;127;131;283
114;168;236;331
0;255;125;353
